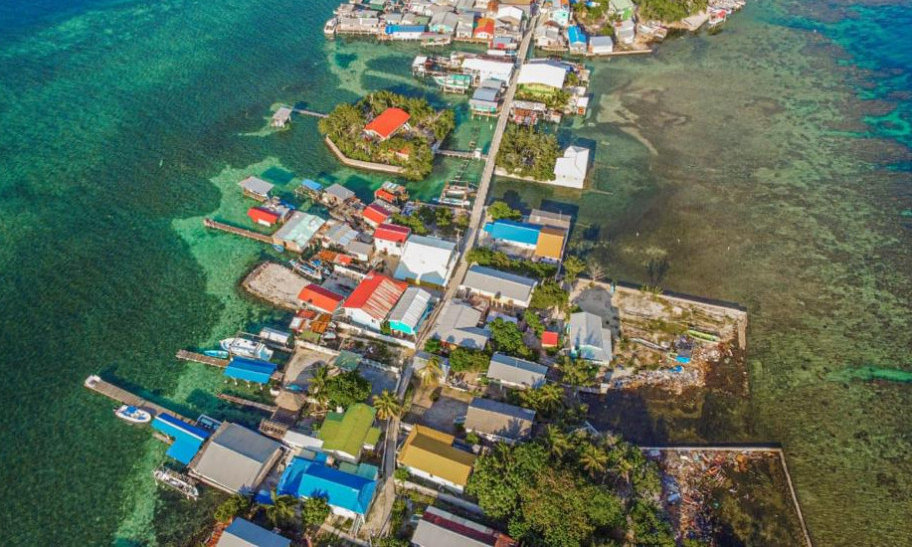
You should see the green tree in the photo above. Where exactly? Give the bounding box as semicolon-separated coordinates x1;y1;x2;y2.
495;125;561;181
542;424;571;460
424;337;442;354
262;491;296;529
308;365;331;410
418;355;444;387
520;384;564;416
448;347;491;372
325;370;371;408
523;309;545;337
300;496;331;533
530;282;569;311
214;494;250;523
373;389;402;420
489;318;533;359
627;500;675;546
558;356;597;387
563;255;586;284
578;443;608;478
488;200;523;220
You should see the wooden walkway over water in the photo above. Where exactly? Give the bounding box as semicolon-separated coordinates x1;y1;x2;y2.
83;375;194;425
292;108;328;119
217;393;277;413
436;148;485;160
176;350;283;381
203;218;275;244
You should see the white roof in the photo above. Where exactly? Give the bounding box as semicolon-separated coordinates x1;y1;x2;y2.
388;286;432;329
272;107;292;122
394;235;457;286
461;265;537;304
274;211;326;248
238;176;274;196
568;311;612;362
553;145;590;179
431;301;490;350
461;58;515;82
518;62;567;89
496;5;525;21
487;353;548;387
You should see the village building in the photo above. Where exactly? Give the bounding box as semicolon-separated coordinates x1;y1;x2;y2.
238;176;274;202
509;99;548;125
548;0;571;27
568;311;613;364
362;202;392;228
247;206;282;227
567;25;587;54
317;403;381;463
541;330;560;348
394;235;458;287
491;34;517;50
374;181;408;204
386;23;427;40
397;426;476;493
373;222;411;256
470;85;501;115
609;0;636;20
527;208;572;231
589;35;614;55
323;183;357;206
455;12;476;38
473;17;495;40
271;106;293;128
273;211;326;253
277;456;377;522
461;57;515;85
464;397;535;444
217;518;291;547
535;23;566;49
430;301;490;350
344;239;374;263
429;11;459;34
321;221;361;249
364;107;411;140
387;286;433;336
342;272;407;331
517;61;568;93
486;353;549;389
188;423;283;495
551;145;590;189
412;506;517;547
533;225;567;262
460;265;538;309
483;219;541;251
614;18;636;45
298;283;345;314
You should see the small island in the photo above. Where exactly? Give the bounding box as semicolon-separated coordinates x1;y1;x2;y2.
318;91;455;180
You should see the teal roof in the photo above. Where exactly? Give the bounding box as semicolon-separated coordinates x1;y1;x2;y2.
277;457;377;515
483;220;541;246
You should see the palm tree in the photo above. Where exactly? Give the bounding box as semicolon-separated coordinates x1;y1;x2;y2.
419;355;444;387
373;389;401;420
537;383;564;414
262;490;297;529
543;425;570;460
308;365;330;410
587;257;604;283
579;443;608;478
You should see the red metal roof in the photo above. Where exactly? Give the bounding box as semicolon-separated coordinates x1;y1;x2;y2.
373;223;410;243
475;18;495;36
364;107;411;139
363;202;392;225
247;206;280;225
298;284;344;313
343;273;407;320
541;331;559;347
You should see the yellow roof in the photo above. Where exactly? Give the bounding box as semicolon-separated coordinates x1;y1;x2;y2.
397;426;476;486
534;226;566;259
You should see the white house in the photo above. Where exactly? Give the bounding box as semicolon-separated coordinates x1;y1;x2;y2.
394;235;458;287
460;265;538;309
589;35;614;55
552;145;590;189
461;57;515;85
517;61;568;89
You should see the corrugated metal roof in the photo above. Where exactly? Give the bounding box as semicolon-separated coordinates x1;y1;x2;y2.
343;273;407;320
431;301;490;350
274;211;326;247
398;426;476;486
224;357;277;384
219;519;291;547
238;176;274;196
388;286;432;330
461;265;537;304
277;457;377;515
568;311;612;362
534;226;566;260
487;353;548;387
412;507;510;547
191;423;281;493
465;398;535;440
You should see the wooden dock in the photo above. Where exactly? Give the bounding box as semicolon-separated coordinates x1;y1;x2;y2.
437;148;486;160
203;218;275;245
83;375;194;425
217;393;277;413
176;350;230;368
292;108;328;119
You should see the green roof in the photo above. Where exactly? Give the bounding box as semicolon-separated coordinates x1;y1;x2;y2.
318;403;381;460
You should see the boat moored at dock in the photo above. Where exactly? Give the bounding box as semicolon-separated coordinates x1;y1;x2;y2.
115;405;153;424
203;349;230;359
219;337;274;360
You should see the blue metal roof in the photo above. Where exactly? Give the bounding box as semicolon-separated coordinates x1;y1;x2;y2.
385;24;426;34
151;414;210;465
483;220;541;246
301;179;322;192
224;357;277;384
278;457;377;515
568;25;586;45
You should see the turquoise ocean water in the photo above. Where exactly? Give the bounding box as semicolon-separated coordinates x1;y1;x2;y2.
0;0;909;544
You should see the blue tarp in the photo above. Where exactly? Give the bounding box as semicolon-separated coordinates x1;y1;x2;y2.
483;220;541;246
224;357;277;384
568;25;586;45
301;179;322;192
151;414;210;465
278;457;377;516
385;24;426;35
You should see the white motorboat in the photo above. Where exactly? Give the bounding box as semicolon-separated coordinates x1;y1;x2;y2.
115;405;152;424
220;337;273;360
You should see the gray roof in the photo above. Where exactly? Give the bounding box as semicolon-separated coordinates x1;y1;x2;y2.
461;265;537;304
527;209;572;231
431;301;490;350
344;239;373;259
218;518;291;547
323;222;360;247
589;35;614;47
191;423;282;493
465;398;535;441
568;311;612;362
487;353;548;388
239;176;274;196
325;183;356;202
388;286;432;329
471;86;499;103
412;507;501;547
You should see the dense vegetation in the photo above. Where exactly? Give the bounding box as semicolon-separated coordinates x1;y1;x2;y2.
467;432;673;546
391;204;468;237
448;347;491;372
496;125;561;181
489;318;534;360
529;281;570;311
488;200;523;221
318;91;454;180
324;370;371;408
636;0;708;22
466;247;558;279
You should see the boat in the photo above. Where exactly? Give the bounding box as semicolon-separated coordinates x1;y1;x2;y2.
220;337;274;360
324;18;337;37
153;468;199;500
203;349;230;359
115;405;152;424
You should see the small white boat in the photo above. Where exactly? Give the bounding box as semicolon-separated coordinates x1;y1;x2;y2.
115;405;152;424
324;18;337;36
220;337;274;360
153;468;199;499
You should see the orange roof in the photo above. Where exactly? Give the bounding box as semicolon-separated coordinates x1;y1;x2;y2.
363;202;392;225
541;331;559;347
364;107;410;139
475;18;495;36
534;226;566;260
343;273;407;320
298;284;345;313
247;207;280;225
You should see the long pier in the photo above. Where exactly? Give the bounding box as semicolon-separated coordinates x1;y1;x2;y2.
83;375;194;425
293;108;328;118
203;218;275;244
176;349;283;381
436;148;486;160
217;393;277;413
